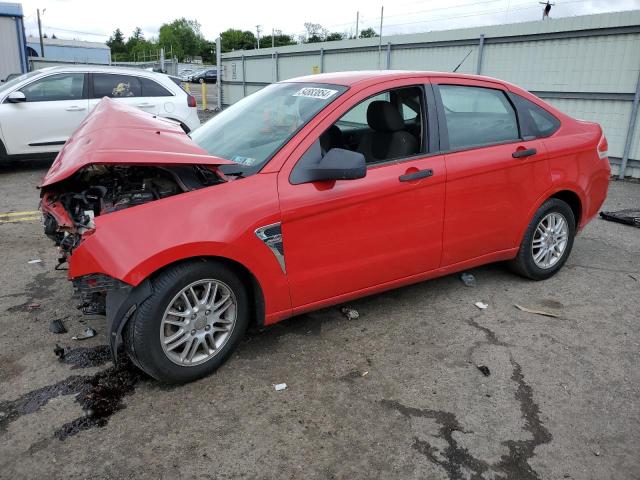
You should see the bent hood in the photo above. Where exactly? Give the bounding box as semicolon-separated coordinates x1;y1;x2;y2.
41;97;235;187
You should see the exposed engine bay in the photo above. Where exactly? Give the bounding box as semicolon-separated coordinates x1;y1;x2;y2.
41;164;224;252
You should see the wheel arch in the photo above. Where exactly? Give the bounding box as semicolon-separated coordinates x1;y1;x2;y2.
147;255;266;330
549;189;582;227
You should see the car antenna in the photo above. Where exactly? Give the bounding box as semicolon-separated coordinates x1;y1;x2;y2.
452;49;473;73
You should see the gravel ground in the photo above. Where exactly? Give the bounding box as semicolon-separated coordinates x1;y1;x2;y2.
0;162;638;480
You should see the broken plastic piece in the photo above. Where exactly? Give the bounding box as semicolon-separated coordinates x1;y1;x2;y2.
72;327;97;341
599;209;640;227
54;343;65;360
514;304;559;318
477;365;491;376
460;272;476;287
27;259;42;264
274;383;287;391
340;307;360;319
361;371;369;377
49;318;68;334
474;301;488;310
27;303;41;311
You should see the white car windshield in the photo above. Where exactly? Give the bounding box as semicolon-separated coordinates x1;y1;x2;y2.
190;82;348;176
0;71;39;96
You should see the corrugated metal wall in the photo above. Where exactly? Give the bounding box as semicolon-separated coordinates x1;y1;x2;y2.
220;11;640;177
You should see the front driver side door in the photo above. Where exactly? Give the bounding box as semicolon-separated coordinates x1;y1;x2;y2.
1;72;88;155
277;82;446;310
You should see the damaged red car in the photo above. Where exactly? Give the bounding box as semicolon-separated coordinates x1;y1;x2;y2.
40;71;610;383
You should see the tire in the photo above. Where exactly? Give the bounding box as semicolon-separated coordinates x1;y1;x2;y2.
124;259;249;383
509;198;576;280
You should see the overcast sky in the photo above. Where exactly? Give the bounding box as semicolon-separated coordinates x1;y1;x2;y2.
19;0;640;43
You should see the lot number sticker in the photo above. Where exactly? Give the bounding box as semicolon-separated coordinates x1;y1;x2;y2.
293;87;338;100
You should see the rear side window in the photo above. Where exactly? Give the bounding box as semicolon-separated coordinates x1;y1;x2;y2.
20;73;85;102
438;85;519;150
511;94;560;138
141;78;172;97
92;74;141;98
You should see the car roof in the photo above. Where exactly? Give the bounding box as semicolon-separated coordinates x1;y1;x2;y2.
34;65;174;81
284;70;506;88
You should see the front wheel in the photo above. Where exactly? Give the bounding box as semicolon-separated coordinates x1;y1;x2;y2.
510;198;576;280
124;260;249;383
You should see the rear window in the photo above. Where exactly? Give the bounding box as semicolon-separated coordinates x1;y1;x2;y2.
141;78;172;97
92;74;141;98
438;84;519;150
511;94;560;138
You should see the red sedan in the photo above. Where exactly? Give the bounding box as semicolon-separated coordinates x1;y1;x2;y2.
40;71;610;383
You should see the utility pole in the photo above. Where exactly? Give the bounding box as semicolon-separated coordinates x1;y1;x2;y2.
37;8;45;57
256;25;261;49
355;11;359;39
272;28;275;49
377;6;384;69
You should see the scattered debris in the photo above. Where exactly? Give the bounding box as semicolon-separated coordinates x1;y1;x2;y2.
474;301;488;310
27;303;41;311
599;209;640;227
340;307;360;319
477;365;491;376
514;304;559;318
72;327;97;341
629;273;639;282
27;259;42;264
53;343;65;360
58;345;111;369
274;383;287;391
460;272;476;287
49;318;68;334
362;371;369;377
593;451;601;457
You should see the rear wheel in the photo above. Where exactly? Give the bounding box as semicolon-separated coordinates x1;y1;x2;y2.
510;198;575;280
124;260;249;383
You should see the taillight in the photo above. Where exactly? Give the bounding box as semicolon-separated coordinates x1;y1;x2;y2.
597;135;608;160
187;95;197;108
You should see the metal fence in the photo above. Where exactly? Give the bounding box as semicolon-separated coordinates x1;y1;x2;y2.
219;11;640;178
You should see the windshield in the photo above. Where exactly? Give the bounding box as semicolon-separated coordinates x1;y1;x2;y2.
190;82;347;175
0;71;39;96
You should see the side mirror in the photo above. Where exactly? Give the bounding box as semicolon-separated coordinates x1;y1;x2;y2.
294;147;366;184
6;91;26;103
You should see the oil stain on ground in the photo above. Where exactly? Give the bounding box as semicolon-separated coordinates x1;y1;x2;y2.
0;349;145;441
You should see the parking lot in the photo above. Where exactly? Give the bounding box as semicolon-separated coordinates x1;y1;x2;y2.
0;159;638;479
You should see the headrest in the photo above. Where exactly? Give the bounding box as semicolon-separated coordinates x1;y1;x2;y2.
367;100;404;132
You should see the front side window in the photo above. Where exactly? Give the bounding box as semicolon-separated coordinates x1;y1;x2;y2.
438;85;519;150
92;74;141;98
329;86;425;164
190;82;347;176
20;73;85;102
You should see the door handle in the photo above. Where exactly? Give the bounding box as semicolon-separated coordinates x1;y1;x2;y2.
399;168;433;182
137;103;154;108
512;148;537;158
65;106;86;112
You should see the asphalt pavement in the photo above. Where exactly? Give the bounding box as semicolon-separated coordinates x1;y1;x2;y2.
0;161;639;480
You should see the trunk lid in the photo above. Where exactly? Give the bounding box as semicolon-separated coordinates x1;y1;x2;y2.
41;97;235;187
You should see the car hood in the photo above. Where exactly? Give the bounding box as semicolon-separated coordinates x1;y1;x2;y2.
41;97;235;187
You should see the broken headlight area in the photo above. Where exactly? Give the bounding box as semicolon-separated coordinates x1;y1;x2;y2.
40;164;225;253
73;273;129;316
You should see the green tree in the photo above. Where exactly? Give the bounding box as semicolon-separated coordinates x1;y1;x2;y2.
325;32;344;41
107;28;127;56
359;27;378;38
220;29;257;52
258;30;297;48
303;22;328;43
159;18;202;61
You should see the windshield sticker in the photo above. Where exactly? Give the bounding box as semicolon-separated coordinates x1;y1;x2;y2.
293;87;338;100
231;155;258;166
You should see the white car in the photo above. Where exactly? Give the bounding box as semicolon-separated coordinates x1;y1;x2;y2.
0;65;200;160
